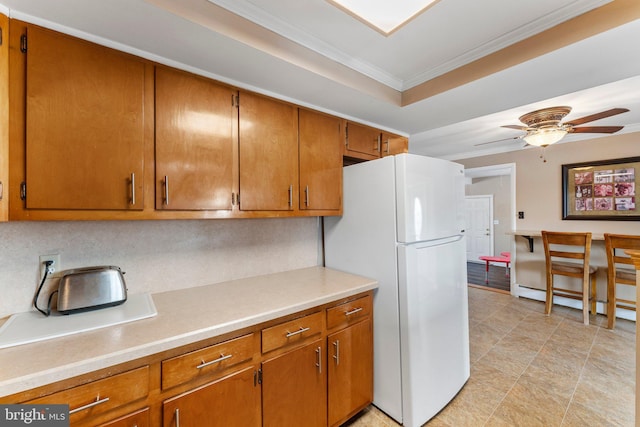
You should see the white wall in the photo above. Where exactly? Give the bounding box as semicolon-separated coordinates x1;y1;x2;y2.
0;218;320;319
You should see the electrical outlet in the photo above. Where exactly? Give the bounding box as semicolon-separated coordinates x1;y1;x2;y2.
39;254;61;278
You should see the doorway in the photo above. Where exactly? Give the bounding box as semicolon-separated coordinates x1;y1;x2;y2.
465;195;493;261
464;163;516;295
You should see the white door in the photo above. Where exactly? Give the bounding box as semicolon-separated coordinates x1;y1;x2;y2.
465;195;493;262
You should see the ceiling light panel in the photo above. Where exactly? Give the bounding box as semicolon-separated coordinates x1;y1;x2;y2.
327;0;440;35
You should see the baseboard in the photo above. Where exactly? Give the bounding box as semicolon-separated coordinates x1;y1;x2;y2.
468;283;510;295
516;285;636;322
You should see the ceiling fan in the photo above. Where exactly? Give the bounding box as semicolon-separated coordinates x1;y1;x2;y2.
476;106;629;147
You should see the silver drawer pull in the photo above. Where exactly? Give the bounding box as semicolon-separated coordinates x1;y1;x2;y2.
197;353;233;369
130;173;136;205
315;346;322;373
175;408;180;427
69;395;110;414
286;326;310;338
164;175;170;206
345;307;363;316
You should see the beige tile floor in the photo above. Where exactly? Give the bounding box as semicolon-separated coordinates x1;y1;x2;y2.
344;286;636;427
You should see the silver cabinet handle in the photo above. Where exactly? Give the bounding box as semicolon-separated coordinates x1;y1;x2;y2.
163;175;169;206
175;408;180;427
130;172;136;205
196;353;233;369
333;340;340;366
69;395;110;414
286;326;310;338
345;307;363;316
305;185;309;207
288;184;293;207
315;346;322;373
384;139;390;154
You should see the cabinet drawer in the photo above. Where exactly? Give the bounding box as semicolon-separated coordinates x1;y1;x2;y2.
28;366;149;423
162;333;255;390
98;407;149;427
326;295;372;330
262;312;322;354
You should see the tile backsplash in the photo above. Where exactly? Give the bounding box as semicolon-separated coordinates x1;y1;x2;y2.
0;217;320;319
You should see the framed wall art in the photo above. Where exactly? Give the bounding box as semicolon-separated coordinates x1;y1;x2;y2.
562;156;639;220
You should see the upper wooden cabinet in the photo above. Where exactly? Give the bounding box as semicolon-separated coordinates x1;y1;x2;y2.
381;132;409;157
24;25;145;210
298;109;342;211
344;121;381;160
155;67;237;211
0;13;9;221
238;91;298;211
5;20;407;220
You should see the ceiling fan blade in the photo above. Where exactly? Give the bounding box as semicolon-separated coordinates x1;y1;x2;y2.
474;136;521;146
501;125;527;130
569;126;624;134
564;108;629;126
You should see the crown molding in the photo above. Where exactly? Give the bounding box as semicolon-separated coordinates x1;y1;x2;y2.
208;0;611;92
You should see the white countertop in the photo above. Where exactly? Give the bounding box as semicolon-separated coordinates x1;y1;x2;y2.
0;266;377;397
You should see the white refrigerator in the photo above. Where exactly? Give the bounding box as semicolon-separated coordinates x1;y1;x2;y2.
323;153;470;427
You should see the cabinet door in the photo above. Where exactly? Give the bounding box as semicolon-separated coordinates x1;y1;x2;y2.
345;122;381;159
238;92;298;211
98;408;149;427
328;319;373;427
162;366;260;427
262;339;326;427
381;132;408;157
25;25;145;210
0;13;8;221
299;109;342;211
155;67;236;210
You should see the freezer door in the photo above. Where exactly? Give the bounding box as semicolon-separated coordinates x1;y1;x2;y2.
397;236;470;427
395;154;465;243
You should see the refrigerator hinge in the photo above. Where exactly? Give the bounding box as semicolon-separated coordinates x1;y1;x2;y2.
20;182;26;200
20;34;27;53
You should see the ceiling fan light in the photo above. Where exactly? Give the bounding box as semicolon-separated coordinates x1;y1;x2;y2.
523;128;568;147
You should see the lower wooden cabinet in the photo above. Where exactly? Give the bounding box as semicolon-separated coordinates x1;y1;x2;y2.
27;366;150;425
4;291;373;427
162;366;260;427
328;319;373;427
98;407;150;427
262;339;327;427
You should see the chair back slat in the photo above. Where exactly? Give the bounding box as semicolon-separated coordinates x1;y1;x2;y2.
549;250;585;260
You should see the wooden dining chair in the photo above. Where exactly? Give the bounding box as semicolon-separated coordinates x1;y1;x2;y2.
542;231;597;325
604;233;640;329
